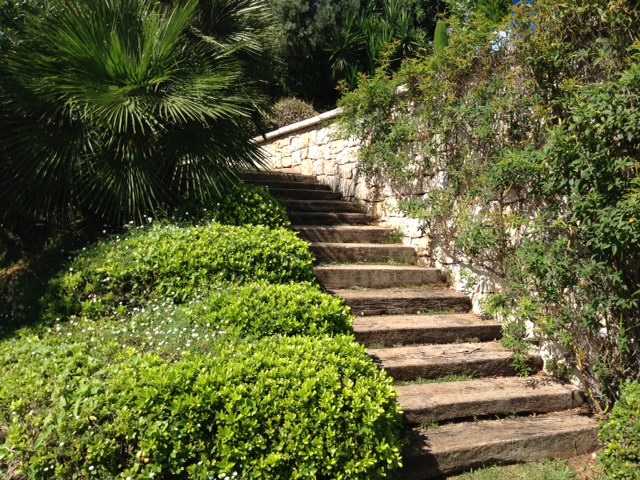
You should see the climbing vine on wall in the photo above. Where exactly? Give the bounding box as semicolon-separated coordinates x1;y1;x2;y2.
338;0;640;412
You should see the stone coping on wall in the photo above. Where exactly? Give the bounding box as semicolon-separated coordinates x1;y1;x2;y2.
252;108;343;145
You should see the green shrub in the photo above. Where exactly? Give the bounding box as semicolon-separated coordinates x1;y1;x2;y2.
187;281;352;338
1;335;403;479
339;0;640;410
40;282;352;360
172;183;291;228
269;97;318;128
599;381;640;479
44;223;315;320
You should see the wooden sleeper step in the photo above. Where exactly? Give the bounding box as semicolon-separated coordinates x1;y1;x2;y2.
367;341;542;381
353;313;500;347
293;225;396;244
315;265;442;289
311;243;415;264
282;199;362;213
332;288;471;316
400;410;599;479
270;188;343;200
397;376;586;424
288;212;376;225
242;171;320;184
245;179;332;191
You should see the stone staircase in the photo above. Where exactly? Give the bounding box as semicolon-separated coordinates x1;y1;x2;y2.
245;171;600;478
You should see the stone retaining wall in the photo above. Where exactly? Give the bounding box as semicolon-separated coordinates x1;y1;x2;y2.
254;110;503;313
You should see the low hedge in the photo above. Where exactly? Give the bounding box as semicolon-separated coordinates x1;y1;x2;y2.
1;335;403;479
599;381;640;479
188;281;353;338
44;223;315;320
173;184;290;229
32;282;352;361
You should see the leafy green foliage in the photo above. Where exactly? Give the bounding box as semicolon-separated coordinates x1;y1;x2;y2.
268;97;318;128
433;19;448;53
44;223;315;320
0;334;402;479
0;184;290;335
0;0;269;227
599;381;640;479
339;0;640;409
186;282;353;338
172;184;291;228
267;0;439;104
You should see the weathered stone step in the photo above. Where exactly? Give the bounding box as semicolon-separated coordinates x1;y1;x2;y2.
331;288;471;316
293;225;396;243
315;265;442;289
311;243;415;264
367;341;542;381
271;188;343;200
400;410;599;479
354;313;500;347
282;199;362;213
289;212;376;225
397;376;586;425
242;171;319;184
245;179;332;191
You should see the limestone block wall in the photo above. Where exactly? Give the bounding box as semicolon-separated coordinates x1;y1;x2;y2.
254;110;503;313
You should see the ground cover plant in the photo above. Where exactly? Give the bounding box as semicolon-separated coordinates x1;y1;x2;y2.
1;207;403;478
43;222;315;320
0;333;402;479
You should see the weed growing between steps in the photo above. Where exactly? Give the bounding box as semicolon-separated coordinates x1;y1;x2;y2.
394;373;478;386
450;459;577;480
1;218;403;477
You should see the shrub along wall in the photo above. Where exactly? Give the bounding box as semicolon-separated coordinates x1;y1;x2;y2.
261;0;640;416
336;0;640;415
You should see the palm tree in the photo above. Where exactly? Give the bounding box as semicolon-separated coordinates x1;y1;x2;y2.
0;0;271;226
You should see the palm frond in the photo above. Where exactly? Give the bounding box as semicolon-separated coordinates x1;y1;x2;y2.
0;0;267;225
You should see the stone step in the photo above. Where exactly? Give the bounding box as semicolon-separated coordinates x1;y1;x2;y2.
400;410;599;479
289;212;376;225
367;341;542;381
271;188;343;200
242;171;319;184
311;243;415;264
293;225;396;243
353;313;501;347
331;288;471;316
282;199;362;213
315;265;442;289
245;179;332;191
397;376;586;425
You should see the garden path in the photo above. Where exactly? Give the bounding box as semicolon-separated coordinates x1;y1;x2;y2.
245;171;599;478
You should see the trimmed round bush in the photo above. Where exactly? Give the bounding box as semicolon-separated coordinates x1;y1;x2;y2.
44;223;315;320
2;335;403;479
270;97;318;128
599;381;640;479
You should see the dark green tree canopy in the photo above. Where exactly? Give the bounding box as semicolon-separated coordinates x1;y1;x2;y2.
0;0;272;227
